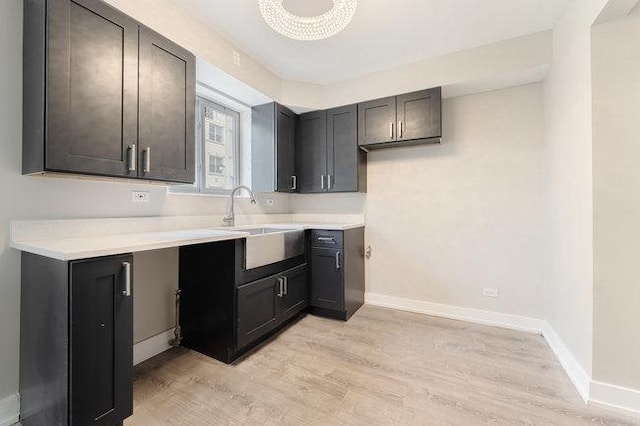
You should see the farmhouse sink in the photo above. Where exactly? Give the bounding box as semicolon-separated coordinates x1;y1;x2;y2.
223;225;305;269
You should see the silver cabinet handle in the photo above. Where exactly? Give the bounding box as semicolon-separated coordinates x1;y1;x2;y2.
122;262;131;296
328;175;332;190
335;252;341;270
390;122;394;139
317;236;335;243
277;277;284;298
399;120;403;138
143;147;151;173
283;276;288;296
321;175;325;190
291;175;297;190
128;144;136;172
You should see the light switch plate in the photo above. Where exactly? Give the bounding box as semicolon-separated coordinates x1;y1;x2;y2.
483;288;499;298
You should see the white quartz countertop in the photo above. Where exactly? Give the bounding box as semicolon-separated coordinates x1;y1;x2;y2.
10;218;364;261
11;228;251;261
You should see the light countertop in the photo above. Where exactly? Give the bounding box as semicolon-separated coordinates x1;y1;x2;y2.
10;218;364;261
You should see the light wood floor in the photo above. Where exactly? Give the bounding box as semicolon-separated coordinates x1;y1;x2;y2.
126;305;639;425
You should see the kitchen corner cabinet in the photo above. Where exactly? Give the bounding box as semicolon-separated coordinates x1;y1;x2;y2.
297;105;366;193
20;253;134;425
23;0;195;184
358;87;442;150
251;102;298;193
309;228;365;321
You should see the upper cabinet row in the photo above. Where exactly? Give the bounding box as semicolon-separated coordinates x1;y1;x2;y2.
23;0;196;184
251;87;441;194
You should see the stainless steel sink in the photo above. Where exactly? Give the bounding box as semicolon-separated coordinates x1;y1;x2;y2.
230;226;305;269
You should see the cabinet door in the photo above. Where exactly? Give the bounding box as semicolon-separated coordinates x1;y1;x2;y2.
327;104;359;192
46;0;139;177
281;264;308;320
397;87;442;141
237;276;280;349
70;254;133;425
357;96;396;146
297;111;327;193
310;248;344;311
139;27;195;183
276;104;297;192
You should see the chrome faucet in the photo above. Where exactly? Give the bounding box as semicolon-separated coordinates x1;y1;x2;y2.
223;185;257;227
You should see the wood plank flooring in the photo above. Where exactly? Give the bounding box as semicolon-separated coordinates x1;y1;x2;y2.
126;305;639;425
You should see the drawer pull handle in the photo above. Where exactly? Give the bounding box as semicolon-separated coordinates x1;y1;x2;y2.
317;236;336;243
122;262;131;297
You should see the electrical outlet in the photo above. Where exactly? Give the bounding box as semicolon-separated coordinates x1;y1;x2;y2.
483;288;499;298
266;198;275;206
232;50;241;66
131;191;150;203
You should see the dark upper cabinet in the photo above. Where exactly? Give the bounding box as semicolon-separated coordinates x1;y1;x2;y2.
276;104;298;192
358;87;442;150
23;0;195;184
327;105;366;192
138;27;195;183
297;110;327;193
296;105;365;194
20;252;133;425
251;102;298;193
397;88;442;141
357;96;397;146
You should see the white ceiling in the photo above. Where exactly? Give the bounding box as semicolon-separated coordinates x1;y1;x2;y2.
180;0;570;85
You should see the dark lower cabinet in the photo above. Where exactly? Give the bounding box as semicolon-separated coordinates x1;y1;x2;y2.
237;264;307;349
180;241;308;364
20;253;134;425
309;228;365;321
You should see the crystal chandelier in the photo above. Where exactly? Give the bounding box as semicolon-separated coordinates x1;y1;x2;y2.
258;0;358;41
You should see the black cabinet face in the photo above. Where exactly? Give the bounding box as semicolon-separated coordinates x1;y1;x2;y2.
280;264;308;320
358;96;397;146
46;0;139;177
138;27;195;183
236;276;280;349
297;110;328;193
397;88;442;141
311;248;344;311
70;254;133;425
276;104;297;192
327;105;358;192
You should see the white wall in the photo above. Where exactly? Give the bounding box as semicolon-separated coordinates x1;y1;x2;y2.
293;84;546;319
0;0;288;405
542;0;608;378
592;9;640;391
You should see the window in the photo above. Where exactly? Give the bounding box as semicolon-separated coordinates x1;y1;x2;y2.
172;96;241;194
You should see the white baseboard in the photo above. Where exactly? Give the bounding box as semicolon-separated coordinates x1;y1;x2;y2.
541;322;590;402
590;380;640;416
134;328;176;365
365;292;545;334
0;393;19;426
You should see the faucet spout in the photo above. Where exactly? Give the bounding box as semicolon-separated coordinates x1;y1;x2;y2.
223;185;257;227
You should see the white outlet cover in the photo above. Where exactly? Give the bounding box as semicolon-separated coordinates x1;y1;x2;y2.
131;191;150;203
483;288;499;298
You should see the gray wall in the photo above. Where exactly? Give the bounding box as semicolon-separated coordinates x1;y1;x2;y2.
0;0;288;403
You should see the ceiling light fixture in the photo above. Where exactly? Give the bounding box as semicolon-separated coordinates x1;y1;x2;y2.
258;0;358;41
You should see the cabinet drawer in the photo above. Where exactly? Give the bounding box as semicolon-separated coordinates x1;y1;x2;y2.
311;230;343;248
